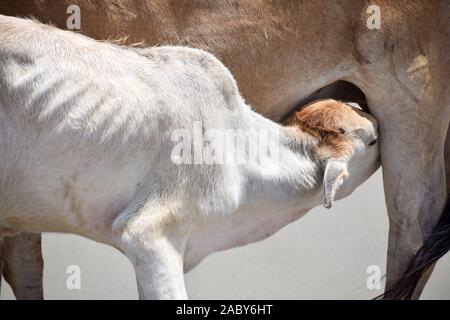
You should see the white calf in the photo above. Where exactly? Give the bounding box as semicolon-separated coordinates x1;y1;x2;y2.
0;15;379;299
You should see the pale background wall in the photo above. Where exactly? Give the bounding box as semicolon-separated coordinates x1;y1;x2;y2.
2;169;450;299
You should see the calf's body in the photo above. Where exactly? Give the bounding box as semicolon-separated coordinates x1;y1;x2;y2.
0;16;379;299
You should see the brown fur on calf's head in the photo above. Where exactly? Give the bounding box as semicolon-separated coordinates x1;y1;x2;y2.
286;99;375;160
285;99;379;208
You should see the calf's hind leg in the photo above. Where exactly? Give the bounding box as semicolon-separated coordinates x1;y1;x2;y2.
112;204;188;300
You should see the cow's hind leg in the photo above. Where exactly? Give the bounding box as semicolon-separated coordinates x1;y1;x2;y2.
112;203;188;300
361;82;449;300
395;125;450;299
403;127;450;298
0;239;3;297
2;233;44;300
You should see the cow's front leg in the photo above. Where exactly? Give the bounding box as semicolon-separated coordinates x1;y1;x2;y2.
364;88;449;299
2;233;44;300
112;206;188;300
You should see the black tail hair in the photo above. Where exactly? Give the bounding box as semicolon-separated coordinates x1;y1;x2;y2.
375;197;450;300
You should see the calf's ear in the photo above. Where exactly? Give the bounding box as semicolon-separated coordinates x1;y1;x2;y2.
323;159;348;209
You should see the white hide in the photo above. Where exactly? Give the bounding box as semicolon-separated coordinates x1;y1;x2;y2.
0;15;380;299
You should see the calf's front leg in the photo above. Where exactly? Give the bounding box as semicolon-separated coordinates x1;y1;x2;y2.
112;206;188;300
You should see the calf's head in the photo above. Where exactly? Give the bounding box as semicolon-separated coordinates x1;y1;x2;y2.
286;99;380;208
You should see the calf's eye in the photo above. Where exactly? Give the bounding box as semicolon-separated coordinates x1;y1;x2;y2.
369;138;378;146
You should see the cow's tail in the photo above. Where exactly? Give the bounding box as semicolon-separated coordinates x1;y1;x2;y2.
375;197;450;300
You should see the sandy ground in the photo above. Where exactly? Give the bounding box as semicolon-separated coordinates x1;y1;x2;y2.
1;169;449;299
